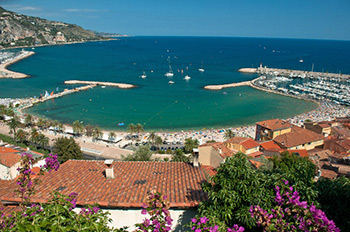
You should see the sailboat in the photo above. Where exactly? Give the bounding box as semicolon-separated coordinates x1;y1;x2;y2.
198;61;205;72
140;71;147;79
164;57;174;77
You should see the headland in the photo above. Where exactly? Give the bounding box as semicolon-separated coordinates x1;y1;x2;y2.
0;51;35;78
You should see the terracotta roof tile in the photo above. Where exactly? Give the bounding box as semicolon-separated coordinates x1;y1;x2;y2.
256;119;293;131
249;160;263;169
240;138;260;150
248;151;263;158
287;149;308;158
201;165;217;177
0;147;20;154
260;140;285;152
212;142;234;159
0;153;21;168
273;127;324;148
1;160;207;209
320;169;338;179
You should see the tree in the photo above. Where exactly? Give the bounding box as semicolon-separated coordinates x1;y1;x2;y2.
155;136;163;148
224;129;235;140
92;126;103;141
53;137;83;163
184;138;199;153
72;120;84;136
127;123;136;136
58;123;65;133
122;145;152;161
148;131;157;145
108;131;116;141
84;124;94;137
15;129;28;144
135;123;144;134
198;153;276;229
7;116;20;134
29;128;39;144
37;133;49;149
24;114;34;127
171;149;190;162
36;118;46;130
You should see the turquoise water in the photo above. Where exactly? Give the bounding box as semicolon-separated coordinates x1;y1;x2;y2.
1;37;349;131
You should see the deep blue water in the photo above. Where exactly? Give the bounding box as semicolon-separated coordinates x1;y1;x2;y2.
1;37;349;130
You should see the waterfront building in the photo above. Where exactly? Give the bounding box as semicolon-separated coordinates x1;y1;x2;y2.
255;119;293;141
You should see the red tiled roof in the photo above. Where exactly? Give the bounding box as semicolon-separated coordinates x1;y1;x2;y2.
212;142;234;159
201;165;217;177
256;119;293;131
319;124;331;128
0;147;20;154
273;127;324;148
287;149;308;158
1;160;207;209
240;138;260;150
249;160;263;169
0;180;19;216
260;140;285;152
0;153;21;168
320;169;338;179
337;139;350;150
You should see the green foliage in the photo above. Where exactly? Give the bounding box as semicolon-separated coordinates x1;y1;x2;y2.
53;137;83;163
0;133;49;155
316;176;350;231
184;138;199;153
224;129;235;140
122;145;152;161
270;152;318;204
171;149;190;162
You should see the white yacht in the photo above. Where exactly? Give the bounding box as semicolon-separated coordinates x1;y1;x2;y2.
184;75;191;80
168;81;174;84
299;58;304;63
198;68;204;72
140;71;147;79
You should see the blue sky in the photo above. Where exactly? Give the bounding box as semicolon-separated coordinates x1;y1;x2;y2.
2;0;350;40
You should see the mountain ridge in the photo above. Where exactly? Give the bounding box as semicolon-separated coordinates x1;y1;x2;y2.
0;6;111;49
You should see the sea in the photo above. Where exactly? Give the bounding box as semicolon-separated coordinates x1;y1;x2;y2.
1;37;350;131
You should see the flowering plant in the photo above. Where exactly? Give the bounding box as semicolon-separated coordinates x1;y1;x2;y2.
189;216;244;232
250;180;340;232
135;190;173;232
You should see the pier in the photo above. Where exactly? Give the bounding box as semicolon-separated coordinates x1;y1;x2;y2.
0;51;35;78
204;81;252;90
64;80;136;89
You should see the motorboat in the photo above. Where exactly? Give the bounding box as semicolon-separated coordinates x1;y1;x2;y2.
168;81;174;84
140;71;147;79
184;75;191;80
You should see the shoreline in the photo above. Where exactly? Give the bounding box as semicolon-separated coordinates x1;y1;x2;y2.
0;51;35;78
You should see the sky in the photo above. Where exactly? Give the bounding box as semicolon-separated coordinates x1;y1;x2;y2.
1;0;350;40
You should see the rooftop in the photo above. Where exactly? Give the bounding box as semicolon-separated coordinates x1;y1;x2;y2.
256;119;293;131
273;127;324;148
1;160;207;209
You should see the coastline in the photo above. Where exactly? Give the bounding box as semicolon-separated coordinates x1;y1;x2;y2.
0;51;35;78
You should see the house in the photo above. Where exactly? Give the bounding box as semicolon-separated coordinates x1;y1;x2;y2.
0;144;45;180
0;160;207;231
225;137;262;157
273;127;324;151
255;119;293;141
303;121;334;136
198;137;262;168
324;137;350;153
0;146;22;180
331;125;350;139
259;140;285;157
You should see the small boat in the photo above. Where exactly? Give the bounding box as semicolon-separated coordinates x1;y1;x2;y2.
184;75;191;80
101;86;106;88
118;122;124;126
223;92;227;95
168;81;174;84
165;57;174;77
198;68;205;72
299;58;304;63
140;71;147;79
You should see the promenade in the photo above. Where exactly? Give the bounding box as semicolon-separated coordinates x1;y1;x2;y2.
0;51;35;78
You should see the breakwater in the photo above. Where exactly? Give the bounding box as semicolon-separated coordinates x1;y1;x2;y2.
0;51;35;78
64;80;136;89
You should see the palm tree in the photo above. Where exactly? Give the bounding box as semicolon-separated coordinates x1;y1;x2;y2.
58;123;65;133
148;131;157;145
30;128;39;144
108;131;116;141
136;123;144;134
184;138;199;153
224;129;235;140
127;123;136;137
92;127;103;141
37;133;49;149
84;124;94;137
7;116;20;134
15;129;28;144
72;120;84;136
36;118;46;130
155;136;163;150
24;114;33;127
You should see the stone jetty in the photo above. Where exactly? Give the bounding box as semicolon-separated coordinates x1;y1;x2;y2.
64;80;136;89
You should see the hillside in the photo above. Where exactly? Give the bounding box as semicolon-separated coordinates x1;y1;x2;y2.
0;7;106;48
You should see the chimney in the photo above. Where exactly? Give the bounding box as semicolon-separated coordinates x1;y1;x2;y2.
192;148;199;167
104;159;115;179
